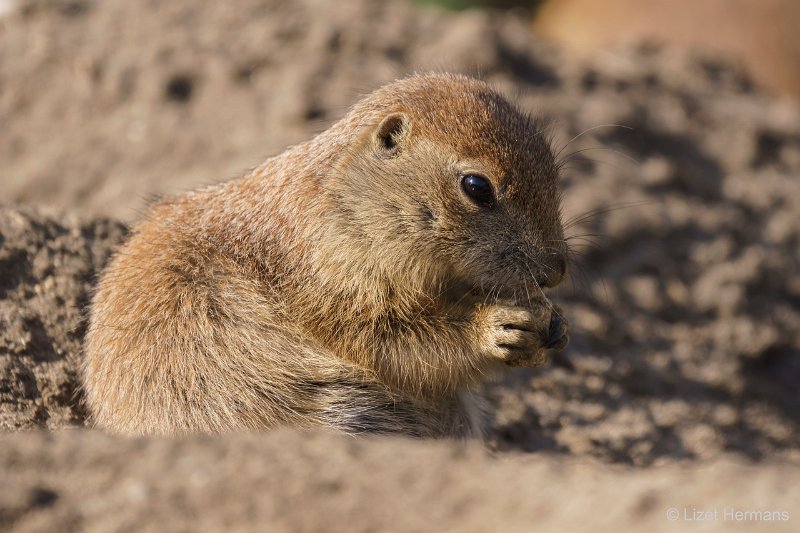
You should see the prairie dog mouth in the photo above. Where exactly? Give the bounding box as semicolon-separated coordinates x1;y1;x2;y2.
468;285;551;307
443;275;551;307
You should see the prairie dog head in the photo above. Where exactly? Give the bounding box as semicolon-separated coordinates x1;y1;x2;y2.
326;73;566;301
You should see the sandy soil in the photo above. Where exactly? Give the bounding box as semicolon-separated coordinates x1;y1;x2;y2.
1;0;799;530
1;430;798;533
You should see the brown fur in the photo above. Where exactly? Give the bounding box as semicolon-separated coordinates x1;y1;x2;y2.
82;73;568;437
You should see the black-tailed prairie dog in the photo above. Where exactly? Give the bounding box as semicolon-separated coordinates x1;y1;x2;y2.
82;73;569;437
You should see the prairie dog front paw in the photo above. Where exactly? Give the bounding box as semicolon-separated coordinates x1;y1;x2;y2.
476;302;568;368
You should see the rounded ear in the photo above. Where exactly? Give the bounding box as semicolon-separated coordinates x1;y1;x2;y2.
374;112;409;157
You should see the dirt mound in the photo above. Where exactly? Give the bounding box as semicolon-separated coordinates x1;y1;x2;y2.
0;207;125;430
1;0;799;529
1;430;798;532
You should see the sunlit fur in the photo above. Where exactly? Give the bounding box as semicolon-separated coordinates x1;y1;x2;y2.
82;73;568;437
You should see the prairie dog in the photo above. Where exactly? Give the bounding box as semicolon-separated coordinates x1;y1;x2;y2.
82;73;569;437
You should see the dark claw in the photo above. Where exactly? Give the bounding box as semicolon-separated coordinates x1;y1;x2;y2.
544;312;569;350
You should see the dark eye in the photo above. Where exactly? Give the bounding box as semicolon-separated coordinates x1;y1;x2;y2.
461;174;495;207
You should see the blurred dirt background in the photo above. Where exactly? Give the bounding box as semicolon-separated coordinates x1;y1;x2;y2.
1;0;799;530
534;0;800;98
